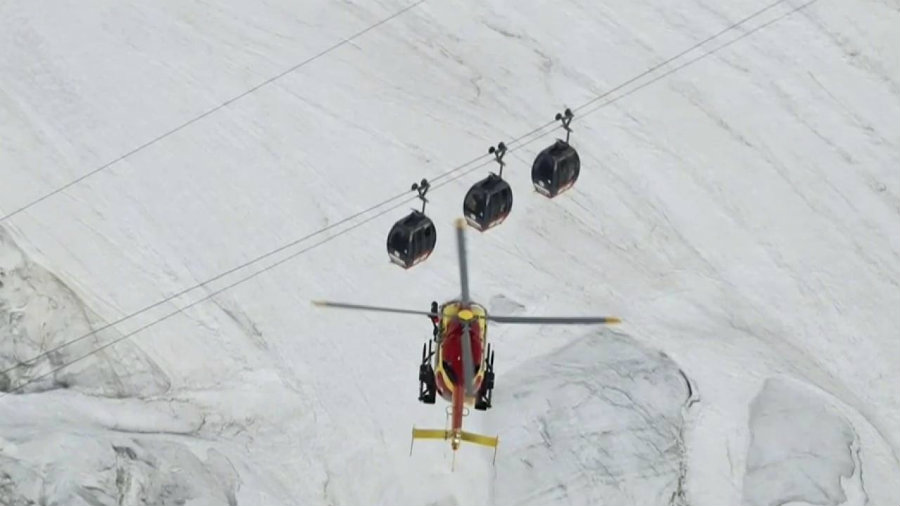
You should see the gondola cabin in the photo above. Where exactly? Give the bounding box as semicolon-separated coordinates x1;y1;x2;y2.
531;140;580;198
386;210;436;268
463;173;513;232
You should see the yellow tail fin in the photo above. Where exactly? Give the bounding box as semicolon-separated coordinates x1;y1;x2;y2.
410;426;499;465
460;430;499;448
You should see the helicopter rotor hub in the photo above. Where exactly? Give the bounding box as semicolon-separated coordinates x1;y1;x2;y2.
457;309;475;322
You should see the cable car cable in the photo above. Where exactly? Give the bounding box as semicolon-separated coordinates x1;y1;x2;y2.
577;0;817;118
1;0;809;388
0;169;476;397
1;155;493;396
0;150;498;382
488;0;799;156
0;188;410;379
0;153;491;387
0;0;795;224
570;0;797;116
0;0;813;394
0;0;428;224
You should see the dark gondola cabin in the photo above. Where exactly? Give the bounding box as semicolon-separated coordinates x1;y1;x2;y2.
386;211;436;268
531;139;580;198
463;173;513;232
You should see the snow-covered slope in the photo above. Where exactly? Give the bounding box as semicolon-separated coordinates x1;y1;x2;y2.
0;226;170;396
742;377;869;506
1;0;898;504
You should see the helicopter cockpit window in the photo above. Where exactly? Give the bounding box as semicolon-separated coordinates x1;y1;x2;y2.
443;361;457;384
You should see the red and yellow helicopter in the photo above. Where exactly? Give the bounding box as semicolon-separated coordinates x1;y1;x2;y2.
313;218;621;466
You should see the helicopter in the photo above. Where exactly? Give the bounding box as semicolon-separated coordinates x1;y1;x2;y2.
313;218;621;468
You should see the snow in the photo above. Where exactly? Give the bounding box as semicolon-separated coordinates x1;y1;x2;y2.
0;391;239;506
485;332;692;506
742;378;861;506
0;226;171;396
1;0;899;504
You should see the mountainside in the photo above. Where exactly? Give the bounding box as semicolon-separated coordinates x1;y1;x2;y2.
1;0;898;504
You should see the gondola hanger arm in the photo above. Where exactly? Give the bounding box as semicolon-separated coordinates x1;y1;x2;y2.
488;142;507;179
411;178;430;213
555;108;574;144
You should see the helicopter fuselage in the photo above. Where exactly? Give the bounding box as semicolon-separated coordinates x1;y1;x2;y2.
434;301;487;434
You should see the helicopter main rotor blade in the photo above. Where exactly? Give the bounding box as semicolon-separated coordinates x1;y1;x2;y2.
312;300;437;318
454;218;471;304
461;321;475;397
485;315;622;325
